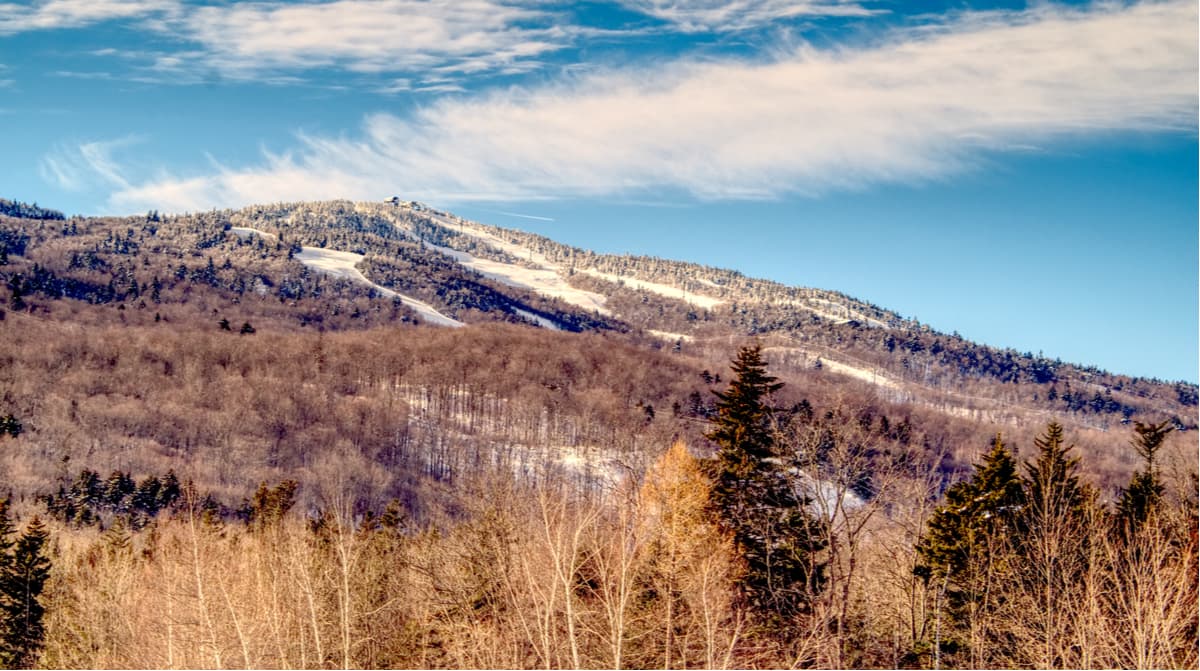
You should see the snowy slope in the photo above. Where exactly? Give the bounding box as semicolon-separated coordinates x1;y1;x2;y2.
418;210;723;310
379;201;891;331
230;228;463;328
580;268;723;309
417;238;611;315
818;358;899;390
395;207;732;315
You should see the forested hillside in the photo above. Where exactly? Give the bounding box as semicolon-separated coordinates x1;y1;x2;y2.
0;198;1194;668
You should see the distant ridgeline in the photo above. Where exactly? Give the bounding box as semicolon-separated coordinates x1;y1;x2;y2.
0;198;65;221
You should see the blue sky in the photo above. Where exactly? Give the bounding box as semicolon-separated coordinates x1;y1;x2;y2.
1;0;1196;382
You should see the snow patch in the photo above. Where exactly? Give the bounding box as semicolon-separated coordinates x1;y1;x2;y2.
818;358;899;389
647;329;693;342
230;226;275;240
295;247;463;328
581;268;723;309
512;308;562;331
795;470;866;516
232;227;463;328
418;238;611;315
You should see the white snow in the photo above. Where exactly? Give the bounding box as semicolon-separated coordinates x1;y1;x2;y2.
647;329;693;342
794;470;866;517
294;247;463;327
230;226;275;240
512;308;562;330
392;204;721;314
818;358;899;390
418;238;612;315
580;268;724;309
230;227;463;328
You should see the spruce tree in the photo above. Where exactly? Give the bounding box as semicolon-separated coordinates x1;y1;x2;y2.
706;345;825;621
0;499;14;580
1023;422;1088;524
1116;420;1172;533
917;434;1023;660
919;435;1023;580
1019;423;1093;668
0;516;50;668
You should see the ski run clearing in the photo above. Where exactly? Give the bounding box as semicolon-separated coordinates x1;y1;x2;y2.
419;238;611;315
408;211;612;315
647;329;693;343
579;268;724;309
408;208;725;314
229;228;464;328
818;358;900;390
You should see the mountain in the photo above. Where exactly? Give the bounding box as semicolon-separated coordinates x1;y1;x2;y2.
0;197;1194;510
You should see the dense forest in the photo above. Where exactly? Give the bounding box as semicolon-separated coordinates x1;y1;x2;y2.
0;199;1194;668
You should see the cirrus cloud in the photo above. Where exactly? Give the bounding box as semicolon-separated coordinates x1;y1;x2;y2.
109;1;1198;213
161;0;572;80
0;0;176;35
617;0;879;32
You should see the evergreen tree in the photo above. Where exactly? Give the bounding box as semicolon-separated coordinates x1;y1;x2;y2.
158;470;182;511
7;277;24;312
919;435;1024;580
0;517;50;668
1116;420;1173;533
706;345;825;621
1018;423;1094;669
1023;422;1088;524
917;435;1023;660
0;414;20;439
0;499;14;579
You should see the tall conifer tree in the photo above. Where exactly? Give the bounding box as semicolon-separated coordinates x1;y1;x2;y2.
1116;420;1173;533
0;512;50;668
917;435;1023;661
1023;422;1088;523
706;345;825;621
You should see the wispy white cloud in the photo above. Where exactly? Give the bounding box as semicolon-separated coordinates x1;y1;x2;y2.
110;1;1198;213
0;0;176;35
3;0;576;85
156;0;570;82
618;0;878;32
494;210;556;222
40;136;140;191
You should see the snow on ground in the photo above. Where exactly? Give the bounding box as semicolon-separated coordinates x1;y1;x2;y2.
580;268;724;309
647;329;693;342
230;227;463;328
418;238;612;315
809;297;890;328
818;358;899;389
412;209;725;315
769;296;889;329
230;226;276;240
437;213;723;311
512;308;562;331
794;470;866;516
295;248;463;327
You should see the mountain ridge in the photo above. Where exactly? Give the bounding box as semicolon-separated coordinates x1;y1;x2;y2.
0;193;1195;512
